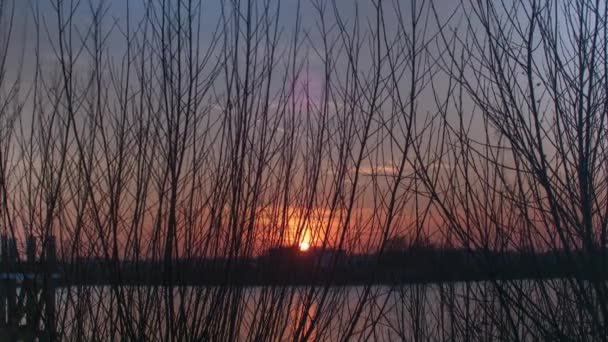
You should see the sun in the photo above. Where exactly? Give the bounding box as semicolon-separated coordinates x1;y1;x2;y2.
299;241;310;252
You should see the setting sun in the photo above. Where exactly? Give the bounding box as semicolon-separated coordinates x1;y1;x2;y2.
299;241;310;252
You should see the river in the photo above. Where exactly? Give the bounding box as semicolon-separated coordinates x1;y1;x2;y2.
50;279;589;341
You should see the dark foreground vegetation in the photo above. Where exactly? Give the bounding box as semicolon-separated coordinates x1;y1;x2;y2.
1;0;608;340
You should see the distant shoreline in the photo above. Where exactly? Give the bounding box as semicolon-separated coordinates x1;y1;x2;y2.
56;248;608;287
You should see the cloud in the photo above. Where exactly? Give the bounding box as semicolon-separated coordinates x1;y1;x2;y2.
357;164;401;177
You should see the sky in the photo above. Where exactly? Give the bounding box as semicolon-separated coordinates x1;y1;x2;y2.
0;0;595;256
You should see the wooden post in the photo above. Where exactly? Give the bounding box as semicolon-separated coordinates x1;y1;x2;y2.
44;236;56;341
26;235;39;334
0;236;21;342
26;235;36;262
6;237;17;328
0;235;7;328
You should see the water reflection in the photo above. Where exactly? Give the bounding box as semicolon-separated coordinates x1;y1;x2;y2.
53;281;581;341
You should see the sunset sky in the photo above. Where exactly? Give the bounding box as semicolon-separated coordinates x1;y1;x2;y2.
0;0;597;258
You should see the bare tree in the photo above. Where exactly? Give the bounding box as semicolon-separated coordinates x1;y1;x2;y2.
2;0;607;341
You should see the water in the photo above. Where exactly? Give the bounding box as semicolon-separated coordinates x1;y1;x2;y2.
52;280;598;341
